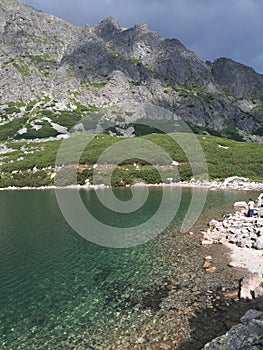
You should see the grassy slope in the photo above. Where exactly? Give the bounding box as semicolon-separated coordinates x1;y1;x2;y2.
0;133;262;187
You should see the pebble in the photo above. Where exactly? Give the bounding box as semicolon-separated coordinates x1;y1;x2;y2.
203;260;211;269
205;256;212;260
206;266;217;273
201;240;213;245
228;260;245;268
222;289;239;299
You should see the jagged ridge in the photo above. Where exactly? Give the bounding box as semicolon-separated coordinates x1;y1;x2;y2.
0;0;263;142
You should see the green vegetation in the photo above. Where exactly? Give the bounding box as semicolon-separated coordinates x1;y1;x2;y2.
47;110;83;129
185;121;244;142
106;121;164;136
130;58;141;65
0;96;262;187
0;115;28;141
29;54;54;63
25;99;39;110
15;121;59;139
255;127;263;136
0;132;262;187
199;134;263;180
80;78;108;88
111;50;119;57
0;170;52;188
91;81;108;88
252;104;263;112
11;54;55;77
129;80;143;86
0;100;107;140
176;83;215;103
4;106;20;114
13;62;29;76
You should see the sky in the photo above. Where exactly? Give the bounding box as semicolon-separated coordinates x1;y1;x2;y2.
20;0;263;73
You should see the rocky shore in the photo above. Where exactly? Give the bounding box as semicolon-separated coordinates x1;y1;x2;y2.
181;176;263;192
0;176;262;192
201;193;263;349
201;199;263;273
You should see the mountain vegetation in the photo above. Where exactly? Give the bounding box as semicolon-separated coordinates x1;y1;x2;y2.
0;133;262;187
0;0;262;187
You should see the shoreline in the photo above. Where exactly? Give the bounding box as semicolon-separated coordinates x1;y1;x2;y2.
201;199;263;275
225;242;263;274
0;178;263;191
200;203;263;349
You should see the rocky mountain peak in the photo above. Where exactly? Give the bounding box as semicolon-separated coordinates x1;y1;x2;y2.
0;0;263;142
129;22;160;42
133;22;153;33
94;16;122;39
212;57;263;98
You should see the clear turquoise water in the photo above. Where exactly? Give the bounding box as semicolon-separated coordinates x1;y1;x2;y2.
0;188;258;349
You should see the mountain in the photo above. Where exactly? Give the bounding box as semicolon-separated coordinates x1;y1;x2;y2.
0;0;263;142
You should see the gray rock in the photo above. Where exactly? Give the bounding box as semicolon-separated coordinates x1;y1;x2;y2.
212;58;263;99
240;309;263;324
202;312;263;349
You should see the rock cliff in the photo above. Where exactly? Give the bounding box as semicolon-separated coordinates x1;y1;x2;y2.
0;0;263;141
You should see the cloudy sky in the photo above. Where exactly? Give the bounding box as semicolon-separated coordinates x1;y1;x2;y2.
21;0;263;73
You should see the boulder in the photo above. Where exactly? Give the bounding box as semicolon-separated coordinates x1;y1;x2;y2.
240;273;262;300
202;308;263;349
233;201;248;212
253;236;263;250
224;176;248;184
254;285;263;298
228;260;245;268
208;219;219;229
240;309;263;323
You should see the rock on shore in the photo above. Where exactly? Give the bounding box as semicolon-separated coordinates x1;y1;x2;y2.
201;195;263;349
202;308;263;349
202;210;263;251
201;194;263;274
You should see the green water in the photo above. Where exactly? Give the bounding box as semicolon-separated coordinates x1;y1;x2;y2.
0;188;258;349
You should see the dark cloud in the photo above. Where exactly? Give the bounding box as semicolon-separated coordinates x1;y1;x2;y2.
21;0;263;73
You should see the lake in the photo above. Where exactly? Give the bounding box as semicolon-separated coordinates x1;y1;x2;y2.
0;187;258;349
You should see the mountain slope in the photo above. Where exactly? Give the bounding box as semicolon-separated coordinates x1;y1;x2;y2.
0;0;263;141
